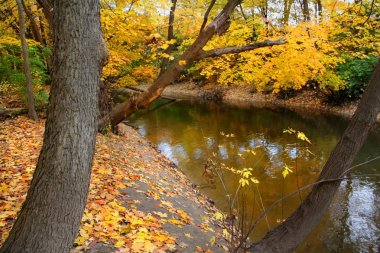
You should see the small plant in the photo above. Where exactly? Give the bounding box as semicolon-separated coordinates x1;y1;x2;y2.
203;129;313;252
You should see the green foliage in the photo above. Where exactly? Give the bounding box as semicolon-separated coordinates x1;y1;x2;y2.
0;41;50;86
35;88;49;106
337;56;379;99
0;37;50;106
319;56;378;103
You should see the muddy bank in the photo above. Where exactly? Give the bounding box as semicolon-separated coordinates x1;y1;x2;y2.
130;82;380;124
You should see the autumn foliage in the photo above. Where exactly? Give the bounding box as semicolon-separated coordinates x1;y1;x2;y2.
1;0;379;106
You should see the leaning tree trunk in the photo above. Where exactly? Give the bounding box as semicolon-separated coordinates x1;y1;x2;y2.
0;0;106;252
250;60;380;252
16;0;38;121
98;0;286;130
98;0;243;129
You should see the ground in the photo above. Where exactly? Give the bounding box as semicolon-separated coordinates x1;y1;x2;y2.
0;117;227;252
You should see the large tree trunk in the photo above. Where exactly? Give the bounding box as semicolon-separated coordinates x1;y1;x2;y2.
250;60;380;252
16;0;38;121
0;0;106;252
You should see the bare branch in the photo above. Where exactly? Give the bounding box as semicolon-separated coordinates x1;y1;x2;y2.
195;36;287;60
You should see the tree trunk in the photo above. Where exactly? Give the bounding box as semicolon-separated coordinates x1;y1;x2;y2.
302;0;310;21
21;0;45;45
250;60;380;252
98;36;284;129
317;0;322;21
16;0;38;121
159;0;177;74
98;80;111;121
283;0;294;25
99;0;243;129
0;0;106;252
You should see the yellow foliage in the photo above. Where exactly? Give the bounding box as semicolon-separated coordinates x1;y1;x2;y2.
190;1;378;93
0;35;41;48
100;8;157;87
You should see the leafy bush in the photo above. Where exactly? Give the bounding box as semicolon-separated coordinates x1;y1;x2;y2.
0;36;50;106
336;56;378;99
318;56;378;104
0;37;50;86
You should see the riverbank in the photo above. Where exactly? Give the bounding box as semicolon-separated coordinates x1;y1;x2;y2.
134;82;380;124
0;117;227;252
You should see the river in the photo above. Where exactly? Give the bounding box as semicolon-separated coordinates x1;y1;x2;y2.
127;99;380;253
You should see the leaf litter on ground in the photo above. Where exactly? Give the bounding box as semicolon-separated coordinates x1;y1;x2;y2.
0;117;227;252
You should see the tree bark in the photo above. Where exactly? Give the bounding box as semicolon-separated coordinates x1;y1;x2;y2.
316;0;322;21
159;0;177;74
302;0;310;21
0;0;106;252
167;0;177;41
16;0;38;121
249;60;380;252
283;0;295;25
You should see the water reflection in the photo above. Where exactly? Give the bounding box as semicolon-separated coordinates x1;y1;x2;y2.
128;99;380;252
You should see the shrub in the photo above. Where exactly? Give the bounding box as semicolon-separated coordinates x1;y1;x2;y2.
0;36;50;106
337;55;378;99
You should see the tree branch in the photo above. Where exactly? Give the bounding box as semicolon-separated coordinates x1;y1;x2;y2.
199;0;217;34
195;36;287;60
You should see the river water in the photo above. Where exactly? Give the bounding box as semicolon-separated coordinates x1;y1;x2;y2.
127;99;380;253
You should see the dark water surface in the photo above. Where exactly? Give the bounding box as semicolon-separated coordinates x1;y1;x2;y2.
127;99;380;253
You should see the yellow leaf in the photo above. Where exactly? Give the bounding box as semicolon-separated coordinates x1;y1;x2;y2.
115;241;125;247
210;236;216;245
213;212;224;220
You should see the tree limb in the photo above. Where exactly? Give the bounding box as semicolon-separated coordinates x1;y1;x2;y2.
195;36;287;60
200;0;217;34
